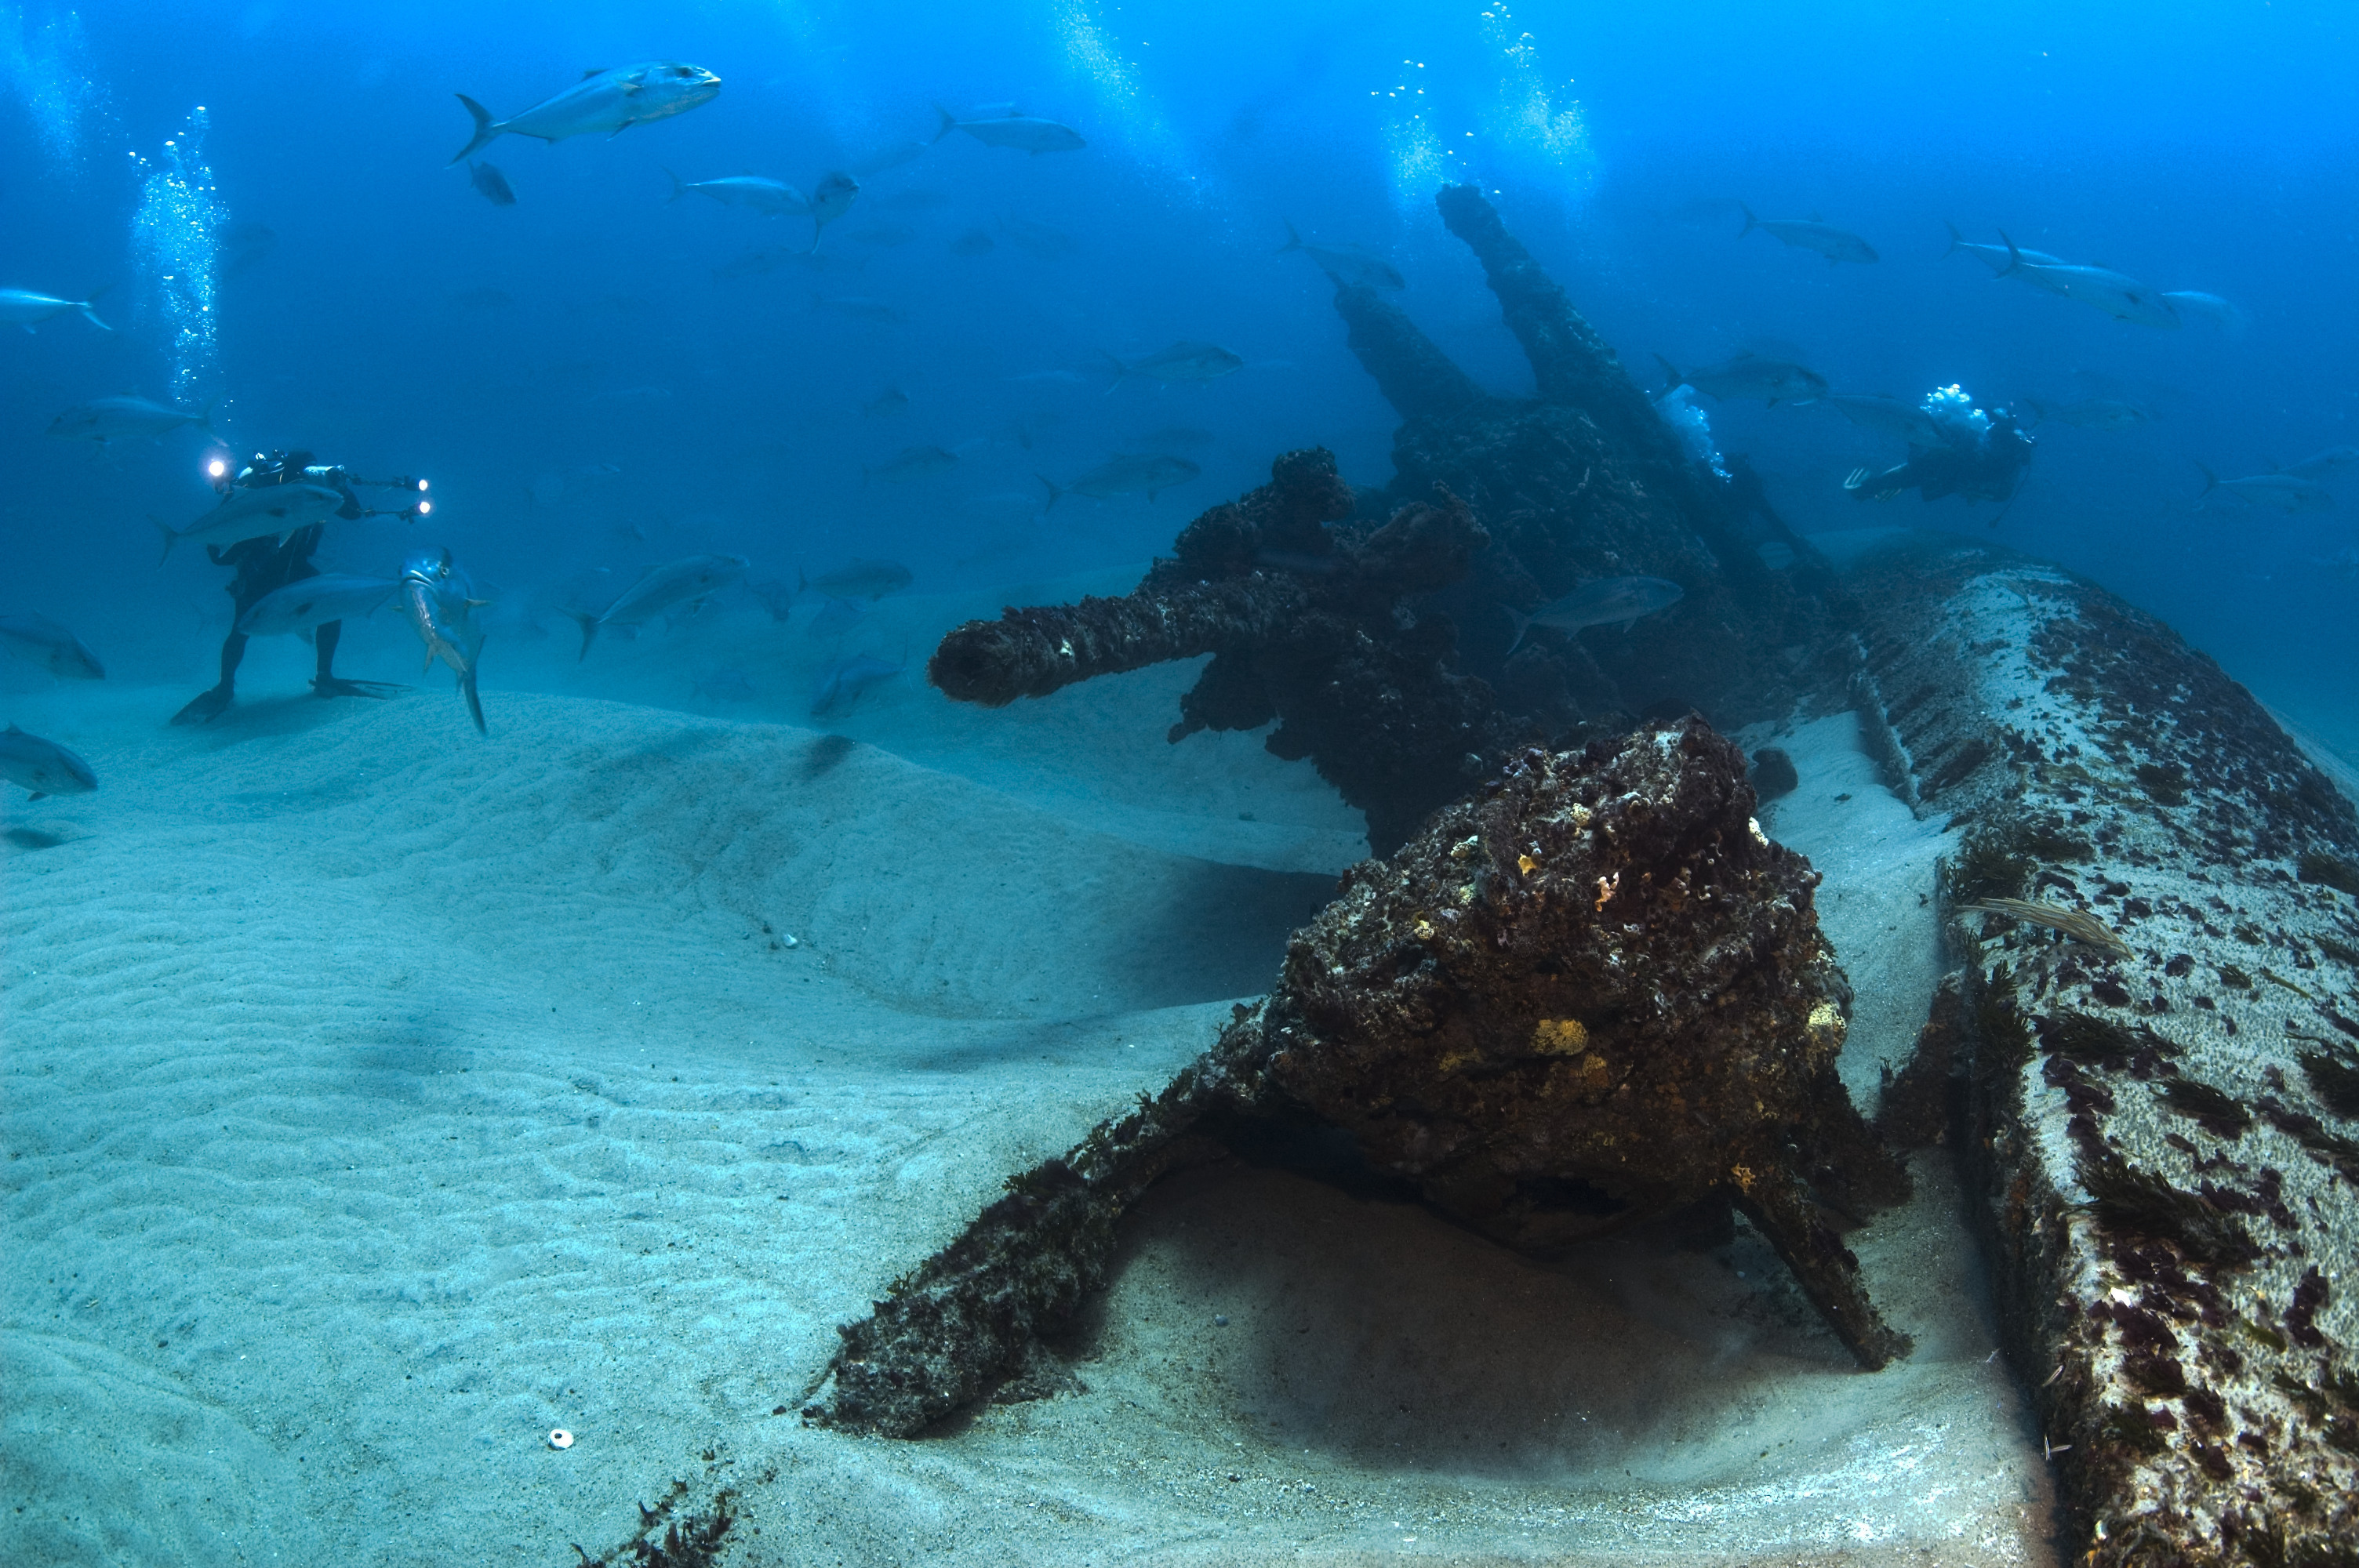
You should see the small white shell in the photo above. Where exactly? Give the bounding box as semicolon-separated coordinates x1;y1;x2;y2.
547;1428;575;1450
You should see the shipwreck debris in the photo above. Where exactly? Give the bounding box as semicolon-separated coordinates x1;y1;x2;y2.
811;718;1913;1437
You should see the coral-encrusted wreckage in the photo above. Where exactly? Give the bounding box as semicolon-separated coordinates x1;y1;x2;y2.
830;186;2359;1564
812;718;1907;1437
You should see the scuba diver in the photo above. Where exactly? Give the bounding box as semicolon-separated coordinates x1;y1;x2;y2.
1842;385;2034;515
170;448;432;725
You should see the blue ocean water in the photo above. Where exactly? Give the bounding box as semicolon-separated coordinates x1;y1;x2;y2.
3;2;2357;1559
4;0;2354;742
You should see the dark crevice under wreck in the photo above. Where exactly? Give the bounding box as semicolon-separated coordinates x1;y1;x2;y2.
807;186;2359;1567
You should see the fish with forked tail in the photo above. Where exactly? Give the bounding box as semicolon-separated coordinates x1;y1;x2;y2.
400;549;488;733
567;554;749;659
450;63;721;164
1;724;98;798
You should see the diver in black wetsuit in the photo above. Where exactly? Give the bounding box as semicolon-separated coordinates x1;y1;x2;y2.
170;448;430;725
1843;385;2034;509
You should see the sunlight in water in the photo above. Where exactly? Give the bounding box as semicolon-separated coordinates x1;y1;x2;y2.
1481;5;1593;191
129;107;226;403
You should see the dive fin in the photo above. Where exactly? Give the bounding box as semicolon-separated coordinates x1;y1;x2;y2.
451;93;500;165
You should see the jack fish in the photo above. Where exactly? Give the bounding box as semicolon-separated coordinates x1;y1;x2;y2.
1504;577;1685;653
1999;235;2179;328
1103;341;1245;390
2194;465;2332;514
1039;453;1201;506
668;169;806;216
154;481;347;564
236;575;400;638
1739;205;1877;264
1656;351;1826;407
932;105;1085;154
566;554;747;659
468;162;517;206
1278;222;1405;289
810;650;904;716
0;724;97;798
1;287;110;332
1826;394;1946;445
47;395;215;445
399;548;488;733
0;614;105;680
451;62;721;164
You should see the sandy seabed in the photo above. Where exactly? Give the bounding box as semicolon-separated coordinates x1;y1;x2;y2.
5;588;2062;1566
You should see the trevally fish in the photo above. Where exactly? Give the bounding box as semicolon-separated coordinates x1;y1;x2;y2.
47;395;215;445
800;558;913;600
1943;223;2063;278
468;161;517;206
2194;466;2332;514
1;286;110;332
747;579;798;624
1999;236;2180;328
2161;291;2247;335
1504;577;1685;653
1278;221;1405;289
154;481;347;564
810;650;905;716
668;169;806;216
450;62;721;164
1103;341;1245;390
567;554;749;659
932;104;1085;154
1826;394;1945;446
2020;397;2152;431
2287;446;2358;484
807;596;867;638
0;724;97;798
1656;351;1827;407
808;171;860;249
1739;205;1877;264
1040;453;1202;507
863;445;957;485
0;613;105;680
399;548;488;733
236;575;400;639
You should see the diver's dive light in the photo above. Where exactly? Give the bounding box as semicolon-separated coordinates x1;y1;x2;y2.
416;499;434;517
206;456;227;479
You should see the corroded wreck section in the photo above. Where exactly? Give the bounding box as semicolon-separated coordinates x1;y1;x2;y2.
811;719;1910;1437
1849;536;2359;1564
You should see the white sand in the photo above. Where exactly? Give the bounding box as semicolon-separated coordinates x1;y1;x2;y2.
2;657;2052;1565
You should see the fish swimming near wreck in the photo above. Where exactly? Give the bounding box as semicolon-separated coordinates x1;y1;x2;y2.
1943;223;2064;278
47;396;215;446
807;171;860;249
1656;351;1827;407
467;161;517;206
236;575;401;639
2193;465;2333;514
1504;576;1685;653
932;104;1085;154
0;724;97;799
1277;221;1405;289
1102;341;1245;390
1997;235;2180;328
450;62;721;163
400;548;488;734
1739;205;1877;264
567;554;749;659
1040;453;1201;506
810;649;905;716
0;614;105;680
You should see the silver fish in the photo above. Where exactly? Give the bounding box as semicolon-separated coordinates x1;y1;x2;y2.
800;558;913;600
848;140;929;176
1826;394;1945;445
0;723;96;798
1504;577;1685;652
1040;453;1201;506
2194;466;2332;514
2161;291;2246;334
236;575;400;638
810;650;904;715
2287;446;2358;483
1998;235;2179;328
1103;341;1244;390
47;395;215;445
1739;205;1877;264
1656;351;1827;407
400;548;487;732
667;170;805;216
932;104;1085;154
450;62;721;163
1278;221;1405;289
154;481;347;564
2020;397;2151;431
809;171;860;249
1943;222;2063;278
863;445;957;484
568;554;748;659
0;613;105;680
0;286;110;332
468;161;517;206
